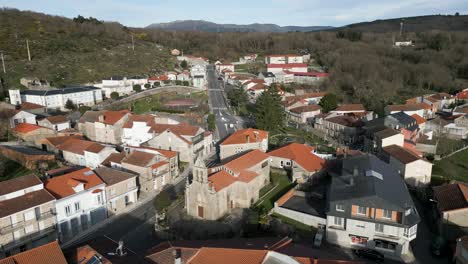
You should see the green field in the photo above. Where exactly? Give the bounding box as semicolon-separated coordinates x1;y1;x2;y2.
432;148;468;184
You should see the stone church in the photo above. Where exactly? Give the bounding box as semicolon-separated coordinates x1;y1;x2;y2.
185;149;271;220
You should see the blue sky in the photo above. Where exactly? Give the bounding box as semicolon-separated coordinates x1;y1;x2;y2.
1;0;467;27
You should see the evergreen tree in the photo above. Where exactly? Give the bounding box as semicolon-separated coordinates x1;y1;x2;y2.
255;86;284;132
64;99;77;111
319;93;338;113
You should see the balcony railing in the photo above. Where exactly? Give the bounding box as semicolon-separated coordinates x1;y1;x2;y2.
1;225;56;251
0;211;55;235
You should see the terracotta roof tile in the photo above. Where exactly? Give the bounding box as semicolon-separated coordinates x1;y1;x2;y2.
13;123;47;133
45;115;68;124
56;138;104;155
0;189;55;218
268;143;325;172
248;83;268;91
94;167;137;186
101;152;126;166
276;189;295;206
101;110;130;125
221;128;268;146
411;114;426;125
188;248;268;264
0;174;42;196
122;150;158;167
41;135;84;147
433;182;468;212
383;145;421;164
0;241;67;264
127;146;178;159
387;103;431;112
334;104;365;112
44;168;104;199
224;149;270;173
326;115;363;127
18;102;44;111
289;104;321;114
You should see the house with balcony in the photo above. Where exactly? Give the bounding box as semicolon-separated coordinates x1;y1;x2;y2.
326;154;420;258
94;167;138;217
219;128;268;160
0;175;57;258
43;168;107;243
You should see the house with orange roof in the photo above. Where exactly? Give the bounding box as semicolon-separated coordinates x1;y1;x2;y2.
12;123;56;145
186;150;270;220
215;63;234;73
107;149;173;193
382;145;432;187
283;92;327;110
43;168;107;242
78;110;130;144
0;240;67;264
456;88;468;102
423;92;456;111
287;104;322;124
56;138;116;168
384;103;434;119
268;143;325;183
432;182;468;240
9;110;38;128
37;115;70;131
0;175;57;258
219;128;268;160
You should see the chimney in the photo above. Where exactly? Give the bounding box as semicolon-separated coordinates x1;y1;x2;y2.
98;115;105;122
173;249;181;264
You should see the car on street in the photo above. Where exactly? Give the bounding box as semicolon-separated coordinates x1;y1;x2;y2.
353;249;384;262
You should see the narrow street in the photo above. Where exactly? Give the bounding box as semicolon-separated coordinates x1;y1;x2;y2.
206;65;239;140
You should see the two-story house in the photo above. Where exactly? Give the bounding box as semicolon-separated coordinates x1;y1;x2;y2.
37;115;70;132
78;110;130;145
326;154;420;258
94;167;138;217
56;138;116;168
0;175;57;258
219;128;268;160
43;168;107;242
186;149;270;220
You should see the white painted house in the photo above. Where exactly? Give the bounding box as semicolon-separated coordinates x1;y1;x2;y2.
96;76;133;98
44;168;107;243
265;54;304;64
56;138;116;168
9;87;103;110
267;63;308;74
37;115;70;132
9;111;37;128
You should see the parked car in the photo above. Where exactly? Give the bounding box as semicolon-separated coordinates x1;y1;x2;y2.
218;77;223;80
353;249;384;262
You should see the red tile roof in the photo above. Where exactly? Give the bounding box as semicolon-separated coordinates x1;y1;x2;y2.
386;103;432;112
45;115;68;124
0;174;42;196
248;83;268;91
411;114;426;125
383;145;421;164
148;75;169;81
289;104;321;114
122;150;158;167
268;143;325;172
44;168;104;199
101;110;130;125
224;149;270;173
56;138;105;155
0;189;55;218
13;123;46;133
334;104;366;112
456;89;468;100
0;241;67;264
221;128;268;146
267;63;308;68
276;189;295;206
19;102;44;111
188;248;268;264
267;54;301;58
433;182;468;212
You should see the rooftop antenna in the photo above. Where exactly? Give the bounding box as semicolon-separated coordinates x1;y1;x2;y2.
26;39;31;61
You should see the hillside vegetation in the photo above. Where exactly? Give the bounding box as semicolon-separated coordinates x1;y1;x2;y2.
0;8;174;92
1;8;468;114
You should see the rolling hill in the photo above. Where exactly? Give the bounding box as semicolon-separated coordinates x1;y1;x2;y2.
146;20;333;32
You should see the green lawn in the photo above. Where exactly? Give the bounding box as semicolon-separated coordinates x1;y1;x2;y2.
254;172;294;212
271;213;317;238
432;148;468;183
269;127;329;150
435;137;467;156
0;158;32;182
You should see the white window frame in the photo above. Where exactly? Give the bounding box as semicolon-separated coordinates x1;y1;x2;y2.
336;204;344;212
375;223;384;233
382;209;392;219
334;217;343;226
357;206;367;215
74;202;80;212
65;205;71;216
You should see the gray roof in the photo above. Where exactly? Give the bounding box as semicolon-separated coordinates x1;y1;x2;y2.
20;86;100;96
328;154;419;227
261;72;275;78
0;145;53;156
79;110;104;123
281;195;326;218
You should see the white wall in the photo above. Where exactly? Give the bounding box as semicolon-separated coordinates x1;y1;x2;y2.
273;205;326;227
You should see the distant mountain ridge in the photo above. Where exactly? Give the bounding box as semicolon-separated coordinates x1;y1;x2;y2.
146;20;333;32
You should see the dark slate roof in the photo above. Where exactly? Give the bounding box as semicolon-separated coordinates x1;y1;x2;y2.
261;72;275;78
20;86;100;96
389;112;416;126
328;154;419;226
0;145;53;156
281;195;326;218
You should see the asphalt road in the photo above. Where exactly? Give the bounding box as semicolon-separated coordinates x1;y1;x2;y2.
206;65;239;140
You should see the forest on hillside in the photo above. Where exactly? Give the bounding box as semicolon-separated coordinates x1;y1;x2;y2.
1;8;468;113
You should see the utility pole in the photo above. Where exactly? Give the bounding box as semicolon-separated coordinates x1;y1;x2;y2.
131;34;135;53
399;19;404;37
0;52;5;74
26;39;31;61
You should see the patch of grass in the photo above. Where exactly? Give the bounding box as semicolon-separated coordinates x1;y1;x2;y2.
433;148;468;183
254;172;294;212
0;158;32;181
435;137;467;156
271;213;317;238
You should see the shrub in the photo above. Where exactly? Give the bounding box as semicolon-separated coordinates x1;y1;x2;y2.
133;84;142;92
183;81;190;86
153;82;161;88
110;91;119;100
78;105;92;115
175;80;182;85
144;83;151;89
